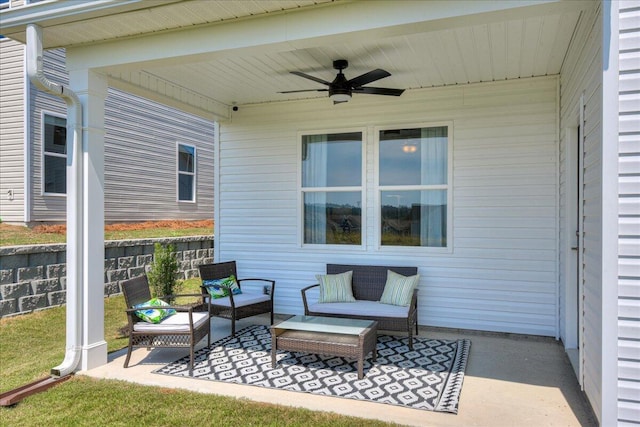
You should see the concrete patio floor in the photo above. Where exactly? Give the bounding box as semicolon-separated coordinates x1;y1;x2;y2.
80;314;598;427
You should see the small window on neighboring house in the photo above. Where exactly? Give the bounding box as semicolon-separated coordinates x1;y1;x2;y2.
43;114;67;195
177;143;196;202
0;0;8;36
301;131;363;245
378;125;450;248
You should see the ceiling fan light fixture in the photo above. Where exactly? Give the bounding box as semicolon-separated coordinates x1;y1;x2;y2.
330;92;351;102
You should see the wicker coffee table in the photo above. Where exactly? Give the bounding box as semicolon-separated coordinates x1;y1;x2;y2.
271;315;377;379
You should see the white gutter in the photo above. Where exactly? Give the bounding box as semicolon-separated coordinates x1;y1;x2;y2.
26;24;83;378
0;0;180;41
1;0;155;29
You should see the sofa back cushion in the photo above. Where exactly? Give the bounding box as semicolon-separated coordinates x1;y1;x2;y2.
327;264;418;301
316;271;356;303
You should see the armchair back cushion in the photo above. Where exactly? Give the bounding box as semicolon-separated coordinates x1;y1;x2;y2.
203;276;242;299
133;297;176;323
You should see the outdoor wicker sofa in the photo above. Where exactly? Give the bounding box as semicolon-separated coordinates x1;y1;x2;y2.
301;263;419;349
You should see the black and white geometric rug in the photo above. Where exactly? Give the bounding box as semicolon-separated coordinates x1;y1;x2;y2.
154;325;471;413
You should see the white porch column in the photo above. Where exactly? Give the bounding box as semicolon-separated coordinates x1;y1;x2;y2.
68;68;108;371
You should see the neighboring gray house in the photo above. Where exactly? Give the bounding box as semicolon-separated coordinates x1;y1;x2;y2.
0;1;638;425
0;36;214;225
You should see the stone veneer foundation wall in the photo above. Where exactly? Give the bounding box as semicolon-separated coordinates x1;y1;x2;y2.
0;236;213;318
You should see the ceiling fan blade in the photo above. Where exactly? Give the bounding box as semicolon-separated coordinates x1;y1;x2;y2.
354;86;405;96
290;71;331;86
348;69;391;87
278;89;329;93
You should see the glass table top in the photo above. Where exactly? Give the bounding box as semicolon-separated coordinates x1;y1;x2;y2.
273;315;375;335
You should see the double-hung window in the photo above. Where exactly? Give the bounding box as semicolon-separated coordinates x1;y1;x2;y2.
177;143;196;202
43;113;67;195
378;125;450;248
301;131;363;245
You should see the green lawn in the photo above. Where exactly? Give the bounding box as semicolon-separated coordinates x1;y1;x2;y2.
0;221;213;247
0;279;398;426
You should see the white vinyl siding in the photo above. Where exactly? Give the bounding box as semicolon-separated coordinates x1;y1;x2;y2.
617;2;640;424
27;49;214;222
559;2;603;420
217;76;559;337
0;38;25;223
103;88;213;221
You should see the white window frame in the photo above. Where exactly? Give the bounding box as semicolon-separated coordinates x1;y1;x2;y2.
298;127;367;250
374;121;453;253
41;111;67;197
177;142;196;203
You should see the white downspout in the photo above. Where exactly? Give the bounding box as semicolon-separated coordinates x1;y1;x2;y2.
26;24;83;377
23;54;31;224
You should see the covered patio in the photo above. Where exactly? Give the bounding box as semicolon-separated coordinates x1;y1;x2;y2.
0;0;633;424
81;314;596;426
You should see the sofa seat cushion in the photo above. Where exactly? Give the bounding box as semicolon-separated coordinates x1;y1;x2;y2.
308;300;409;318
133;311;209;333
208;292;271;308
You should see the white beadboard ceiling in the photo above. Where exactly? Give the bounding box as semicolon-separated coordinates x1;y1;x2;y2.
141;11;580;106
0;0;590;113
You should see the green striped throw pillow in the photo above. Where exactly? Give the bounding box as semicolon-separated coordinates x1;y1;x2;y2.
379;270;420;306
316;271;356;303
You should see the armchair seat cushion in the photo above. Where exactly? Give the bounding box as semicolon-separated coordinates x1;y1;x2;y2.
308;300;410;318
133;312;209;333
208;292;271;308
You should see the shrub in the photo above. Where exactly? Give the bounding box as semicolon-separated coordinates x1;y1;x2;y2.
147;243;180;298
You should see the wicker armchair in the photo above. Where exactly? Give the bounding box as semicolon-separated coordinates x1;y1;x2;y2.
122;275;211;373
199;261;275;336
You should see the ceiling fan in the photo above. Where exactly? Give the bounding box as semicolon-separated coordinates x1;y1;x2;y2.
279;59;405;103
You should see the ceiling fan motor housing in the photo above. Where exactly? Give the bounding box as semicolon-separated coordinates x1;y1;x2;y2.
330;71;351;97
333;59;349;70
